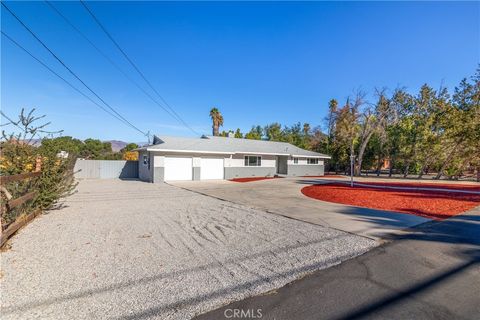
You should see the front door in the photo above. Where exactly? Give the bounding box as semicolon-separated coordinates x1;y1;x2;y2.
277;156;288;175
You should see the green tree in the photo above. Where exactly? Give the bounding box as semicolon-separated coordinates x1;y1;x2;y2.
302;123;312;150
245;126;263;140
264;123;283;141
39;136;84;156
81;139;112;159
331;97;361;173
234;128;243;138
120;143;139;153
219;130;234;137
283;123;304;148
355;90;392;176
310;127;328;154
230;67;480;180
436;69;480;180
326;99;338;142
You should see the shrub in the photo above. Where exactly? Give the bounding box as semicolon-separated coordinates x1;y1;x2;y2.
1;109;77;226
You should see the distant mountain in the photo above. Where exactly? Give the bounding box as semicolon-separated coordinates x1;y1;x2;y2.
14;138;42;147
105;141;149;151
27;139;42;147
20;139;147;152
137;141;149;147
106;140;128;152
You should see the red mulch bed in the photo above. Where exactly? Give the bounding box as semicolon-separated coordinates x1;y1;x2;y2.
301;175;347;178
358;181;480;192
301;183;480;220
230;177;279;183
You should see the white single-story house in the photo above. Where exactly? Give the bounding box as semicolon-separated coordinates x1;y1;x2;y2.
136;135;331;182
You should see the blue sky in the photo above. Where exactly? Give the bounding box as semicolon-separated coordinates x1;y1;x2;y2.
2;1;479;142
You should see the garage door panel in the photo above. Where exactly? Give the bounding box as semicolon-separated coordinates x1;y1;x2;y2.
164;157;193;181
200;158;224;180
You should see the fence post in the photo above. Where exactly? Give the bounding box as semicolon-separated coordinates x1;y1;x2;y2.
1;171;42;247
35;156;42;172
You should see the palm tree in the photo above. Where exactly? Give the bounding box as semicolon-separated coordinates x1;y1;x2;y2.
209;107;224;136
303;123;311;135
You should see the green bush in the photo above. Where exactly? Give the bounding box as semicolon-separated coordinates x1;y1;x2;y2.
1;109;77;226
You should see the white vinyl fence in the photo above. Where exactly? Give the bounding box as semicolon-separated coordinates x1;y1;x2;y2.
74;160;139;179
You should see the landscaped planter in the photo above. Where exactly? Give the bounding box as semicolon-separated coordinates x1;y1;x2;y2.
301;182;480;220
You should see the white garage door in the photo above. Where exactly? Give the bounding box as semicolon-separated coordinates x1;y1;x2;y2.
200;158;224;180
164;157;193;181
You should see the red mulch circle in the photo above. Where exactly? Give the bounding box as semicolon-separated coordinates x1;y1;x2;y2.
230;177;279;183
301;182;480;220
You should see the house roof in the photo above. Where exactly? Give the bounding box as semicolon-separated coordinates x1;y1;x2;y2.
137;135;331;158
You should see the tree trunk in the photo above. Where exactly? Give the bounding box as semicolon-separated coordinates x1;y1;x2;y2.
435;167;444;180
403;163;410;178
355;161;362;176
376;158;382;176
404;136;417;179
417;166;426;179
355;131;375;176
434;146;458;180
212;123;219;136
417;158;430;179
354;163;362;176
388;155;396;177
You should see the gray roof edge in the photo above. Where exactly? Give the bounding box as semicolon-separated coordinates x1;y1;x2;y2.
137;135;331;158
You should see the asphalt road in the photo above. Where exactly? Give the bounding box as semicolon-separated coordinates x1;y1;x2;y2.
195;206;480;320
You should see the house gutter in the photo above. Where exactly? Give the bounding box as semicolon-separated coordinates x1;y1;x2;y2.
136;148;331;158
291;154;331;159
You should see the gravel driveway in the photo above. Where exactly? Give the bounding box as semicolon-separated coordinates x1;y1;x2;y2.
1;179;376;319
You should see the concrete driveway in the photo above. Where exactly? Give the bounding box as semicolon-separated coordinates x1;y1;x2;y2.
1;179;375;320
171;178;431;240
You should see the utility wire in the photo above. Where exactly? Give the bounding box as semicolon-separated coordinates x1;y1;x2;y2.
44;0;184;131
2;2;148;137
79;0;200;136
1;30;138;131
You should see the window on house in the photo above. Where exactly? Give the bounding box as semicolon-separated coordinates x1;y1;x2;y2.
244;156;261;166
143;155;148;166
293;157;299;164
307;158;319;164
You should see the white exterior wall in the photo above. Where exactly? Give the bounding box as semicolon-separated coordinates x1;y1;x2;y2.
153;152;277;168
154;156;165;167
154;153;325;167
288;157;324;166
153;153;226;166
144;151;327;181
224;154;276;168
192;157;201;167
